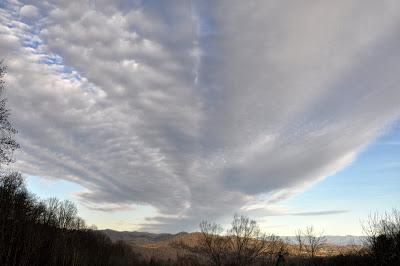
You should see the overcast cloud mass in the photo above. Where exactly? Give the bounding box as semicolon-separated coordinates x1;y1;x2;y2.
1;0;400;231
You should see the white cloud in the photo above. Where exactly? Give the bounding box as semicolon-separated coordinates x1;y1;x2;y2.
1;0;400;232
20;5;39;20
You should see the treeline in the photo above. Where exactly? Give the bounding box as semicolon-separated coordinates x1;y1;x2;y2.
0;172;148;266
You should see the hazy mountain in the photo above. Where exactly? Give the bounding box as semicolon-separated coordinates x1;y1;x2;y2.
283;235;364;246
101;229;189;246
102;229;363;246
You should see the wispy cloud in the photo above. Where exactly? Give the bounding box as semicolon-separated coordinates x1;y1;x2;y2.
1;0;400;232
290;210;349;216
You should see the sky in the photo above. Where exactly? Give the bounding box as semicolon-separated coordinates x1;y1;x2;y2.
0;0;399;235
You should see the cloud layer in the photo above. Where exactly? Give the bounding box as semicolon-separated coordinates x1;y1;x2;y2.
1;0;400;231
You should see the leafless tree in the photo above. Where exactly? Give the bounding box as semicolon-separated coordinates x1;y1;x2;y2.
57;199;78;230
199;221;228;266
362;209;400;264
295;228;304;256
74;217;86;230
199;214;278;266
303;226;326;258
226;214;269;265
43;197;60;226
264;235;288;265
0;62;19;167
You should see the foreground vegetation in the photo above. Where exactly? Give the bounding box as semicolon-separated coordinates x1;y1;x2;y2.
0;172;150;266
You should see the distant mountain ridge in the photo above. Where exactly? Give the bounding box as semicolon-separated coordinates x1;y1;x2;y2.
101;229;363;246
283;235;364;246
101;229;189;245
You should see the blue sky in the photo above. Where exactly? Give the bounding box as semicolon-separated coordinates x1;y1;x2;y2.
1;1;400;234
272;121;400;235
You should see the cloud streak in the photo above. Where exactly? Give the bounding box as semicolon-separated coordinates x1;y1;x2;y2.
290;210;349;217
1;0;400;231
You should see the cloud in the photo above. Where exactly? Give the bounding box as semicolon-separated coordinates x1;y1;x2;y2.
239;205;348;217
20;5;39;20
290;210;349;216
1;0;400;232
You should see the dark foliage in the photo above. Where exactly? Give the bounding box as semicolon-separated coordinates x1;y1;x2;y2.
280;255;377;266
363;210;400;266
0;172;149;266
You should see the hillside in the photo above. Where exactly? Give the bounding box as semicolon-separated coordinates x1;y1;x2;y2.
101;230;203;261
101;229;364;262
101;229;189;245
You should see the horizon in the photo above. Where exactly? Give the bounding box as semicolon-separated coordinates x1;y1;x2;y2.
1;0;399;236
99;228;365;238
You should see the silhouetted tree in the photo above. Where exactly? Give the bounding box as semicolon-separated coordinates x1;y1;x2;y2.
0;171;148;266
363;209;400;265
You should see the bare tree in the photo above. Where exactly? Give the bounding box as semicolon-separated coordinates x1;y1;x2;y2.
265;235;288;265
74;217;86;230
43;197;60;226
199;221;228;266
199;214;274;266
303;226;326;258
362;209;400;264
295;228;304;256
227;214;269;265
57;199;78;230
0;62;19;167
